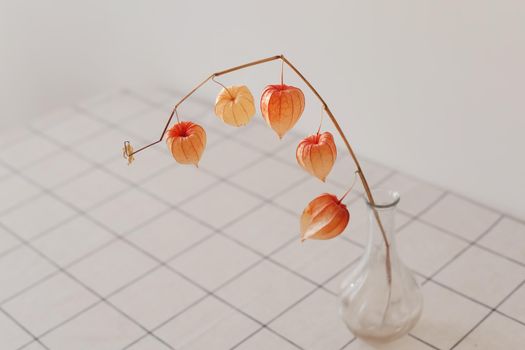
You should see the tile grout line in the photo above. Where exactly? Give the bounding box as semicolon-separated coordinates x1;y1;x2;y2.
422;215;505;286
450;279;525;350
74;91;525;350
1;136;314;349
2;129;428;350
0;218;176;350
0;115;238;259
407;333;441;350
3;92;521;349
0;307;51;350
2;92;332;348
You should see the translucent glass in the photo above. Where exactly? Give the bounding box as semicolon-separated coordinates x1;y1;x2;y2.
339;189;423;344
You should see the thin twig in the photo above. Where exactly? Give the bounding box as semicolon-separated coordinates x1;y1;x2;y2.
211;76;234;98
280;59;284;86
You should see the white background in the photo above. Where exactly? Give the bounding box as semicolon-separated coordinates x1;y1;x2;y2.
1;0;524;219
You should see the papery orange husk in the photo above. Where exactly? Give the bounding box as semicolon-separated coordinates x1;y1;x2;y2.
296;132;337;182
260;84;305;138
300;193;350;241
214;85;256;127
166;121;206;166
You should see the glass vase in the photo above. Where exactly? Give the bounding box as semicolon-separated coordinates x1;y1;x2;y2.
339;189;423;344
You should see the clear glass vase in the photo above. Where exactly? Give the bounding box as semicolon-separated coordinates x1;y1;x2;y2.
339;189;423;344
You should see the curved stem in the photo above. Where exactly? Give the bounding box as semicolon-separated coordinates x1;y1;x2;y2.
212;76;234;98
122;54;392;285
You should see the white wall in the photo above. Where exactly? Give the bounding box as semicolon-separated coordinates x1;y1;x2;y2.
2;1;524;219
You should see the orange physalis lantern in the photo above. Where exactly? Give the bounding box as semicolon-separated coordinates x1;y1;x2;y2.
260;84;305;138
300;193;350;241
214;85;256;127
296;131;337;182
166;121;206;166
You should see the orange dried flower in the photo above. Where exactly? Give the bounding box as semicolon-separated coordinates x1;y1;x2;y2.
296;131;337;182
260;84;305;138
214;85;256;127
166;121;206;166
300;193;350;242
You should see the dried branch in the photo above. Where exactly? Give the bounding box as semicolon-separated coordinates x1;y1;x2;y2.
122;54;392;284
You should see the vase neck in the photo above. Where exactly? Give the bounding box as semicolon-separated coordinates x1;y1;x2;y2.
364;189;400;251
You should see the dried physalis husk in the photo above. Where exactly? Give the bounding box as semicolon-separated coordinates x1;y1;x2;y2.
260;84;305;138
122;141;135;165
166;121;206;166
214;85;256;127
296;132;337;181
300;193;350;242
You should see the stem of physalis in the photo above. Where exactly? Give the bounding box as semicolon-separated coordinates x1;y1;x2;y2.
337;170;358;204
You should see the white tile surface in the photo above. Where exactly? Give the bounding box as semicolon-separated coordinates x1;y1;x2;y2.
0;126;31;148
0;162;10;179
1;91;524;350
397;220;468;277
270;289;352;350
434;245;525;307
105;147;172;184
329;155;392;193
0;227;20;255
127;210;213;261
42;112;106;145
454;312;525;350
234;122;294;153
223;205;299;255
231;157;307;199
109;267;206;329
120;107;174;142
273;176;348;216
421;194;501;241
498;281;525;324
0;247;56;302
478;216;525;264
0;311;33;349
235;328;299;350
19;341;47;350
155;296;260;350
23;151;91;189
217;260;315;323
126;335;171;350
85;92;153;121
170;235;260;290
30;107;74;130
67;240;157;296
180;182;261;229
198;138;264;178
88;189;168;235
72;128;132;164
0;176;40;213
272;237;362;284
410;281;490;349
32;217;114;266
0;135;60;169
1;194;76;240
3;273;98;335
141;165;218;206
41;302;144;350
54;168;129;210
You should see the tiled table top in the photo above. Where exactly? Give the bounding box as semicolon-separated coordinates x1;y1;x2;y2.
0;89;524;350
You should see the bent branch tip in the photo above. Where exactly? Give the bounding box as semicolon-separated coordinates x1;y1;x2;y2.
123;141;135;165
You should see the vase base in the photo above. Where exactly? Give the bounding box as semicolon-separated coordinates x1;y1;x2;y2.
346;314;421;345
